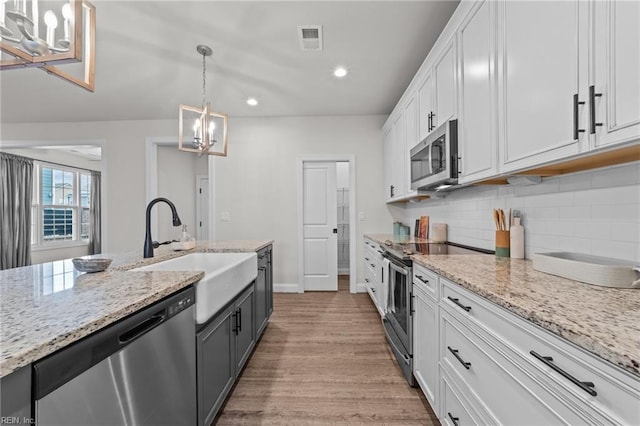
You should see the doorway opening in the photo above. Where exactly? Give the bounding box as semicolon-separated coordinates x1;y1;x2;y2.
297;155;356;294
336;161;350;292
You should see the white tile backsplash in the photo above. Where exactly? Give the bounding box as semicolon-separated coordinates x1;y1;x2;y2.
401;162;640;262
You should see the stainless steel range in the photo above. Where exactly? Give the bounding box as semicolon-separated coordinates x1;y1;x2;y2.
382;241;491;386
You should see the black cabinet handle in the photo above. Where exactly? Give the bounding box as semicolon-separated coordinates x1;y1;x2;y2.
238;308;242;332
448;346;471;370
365;257;370;261
448;412;460;426
589;85;603;134
370;263;376;268
365;278;370;283
415;275;429;285
390;185;395;198
377;250;384;254
232;312;238;335
530;350;597;396
410;293;414;314
372;288;376;293
457;156;462;176
447;296;471;312
573;93;586;140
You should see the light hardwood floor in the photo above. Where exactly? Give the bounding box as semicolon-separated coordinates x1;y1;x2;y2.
215;280;439;425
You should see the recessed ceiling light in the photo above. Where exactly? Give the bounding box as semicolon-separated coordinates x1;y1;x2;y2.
247;98;258;106
334;67;348;78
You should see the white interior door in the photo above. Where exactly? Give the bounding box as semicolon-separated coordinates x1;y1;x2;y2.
303;162;338;291
196;176;209;241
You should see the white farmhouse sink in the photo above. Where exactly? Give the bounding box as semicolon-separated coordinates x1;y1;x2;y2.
133;252;258;323
532;252;640;289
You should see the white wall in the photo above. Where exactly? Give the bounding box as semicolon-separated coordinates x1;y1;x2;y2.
1;116;393;283
396;162;640;262
336;161;350;188
213;115;392;286
156;145;208;242
1;119;177;255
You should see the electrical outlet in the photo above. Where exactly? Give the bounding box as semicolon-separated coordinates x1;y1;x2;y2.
358;212;366;221
221;212;231;222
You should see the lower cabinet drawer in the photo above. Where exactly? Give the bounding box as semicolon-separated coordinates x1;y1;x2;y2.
441;310;589;425
441;370;483;426
441;279;640;425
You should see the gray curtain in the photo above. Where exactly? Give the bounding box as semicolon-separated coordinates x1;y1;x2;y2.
89;171;101;255
0;152;34;270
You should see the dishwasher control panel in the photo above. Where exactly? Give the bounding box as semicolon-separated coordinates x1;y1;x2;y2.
167;293;195;318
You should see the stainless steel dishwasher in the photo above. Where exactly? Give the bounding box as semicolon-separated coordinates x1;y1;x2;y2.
34;287;197;426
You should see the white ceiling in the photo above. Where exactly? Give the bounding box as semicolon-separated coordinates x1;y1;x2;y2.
0;0;459;123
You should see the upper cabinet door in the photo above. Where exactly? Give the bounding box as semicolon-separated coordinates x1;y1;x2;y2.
418;73;434;142
458;0;498;183
383;126;394;200
434;40;456;128
404;95;418;192
498;0;587;173
392;112;406;198
591;0;640;148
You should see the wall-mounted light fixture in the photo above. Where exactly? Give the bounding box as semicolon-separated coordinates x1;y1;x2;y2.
178;45;228;157
0;0;96;92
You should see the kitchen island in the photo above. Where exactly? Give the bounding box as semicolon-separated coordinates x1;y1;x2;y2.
0;240;273;423
0;239;273;378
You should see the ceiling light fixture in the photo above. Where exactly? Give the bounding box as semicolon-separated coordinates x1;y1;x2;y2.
0;0;96;92
246;98;258;106
178;45;228;157
334;66;347;78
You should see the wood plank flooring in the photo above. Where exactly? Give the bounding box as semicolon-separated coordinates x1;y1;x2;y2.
215;278;439;425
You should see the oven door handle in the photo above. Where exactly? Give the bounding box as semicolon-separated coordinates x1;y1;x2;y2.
388;261;409;276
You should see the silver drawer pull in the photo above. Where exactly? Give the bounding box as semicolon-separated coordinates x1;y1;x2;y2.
530;350;597;397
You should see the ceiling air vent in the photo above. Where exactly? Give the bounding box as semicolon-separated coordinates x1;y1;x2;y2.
298;25;323;51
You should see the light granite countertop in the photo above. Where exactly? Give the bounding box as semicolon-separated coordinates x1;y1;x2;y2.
364;233;639;378
0;240;273;379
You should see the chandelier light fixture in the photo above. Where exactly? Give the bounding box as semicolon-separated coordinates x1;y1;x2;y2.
0;0;96;91
178;44;228;157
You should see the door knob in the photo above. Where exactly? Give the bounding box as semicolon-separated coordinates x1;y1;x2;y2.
333;228;338;234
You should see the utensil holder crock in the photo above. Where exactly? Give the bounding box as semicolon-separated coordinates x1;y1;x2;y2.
495;230;510;257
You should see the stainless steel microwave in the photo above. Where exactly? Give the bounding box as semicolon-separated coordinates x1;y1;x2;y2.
410;119;459;191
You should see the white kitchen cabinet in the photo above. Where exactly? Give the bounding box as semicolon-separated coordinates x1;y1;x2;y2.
439;277;640;425
416;40;457;143
363;238;384;316
413;267;439;415
417;72;434;142
433;41;456;129
497;0;588;173
457;0;499;183
392;113;406;198
591;0;640;148
383;126;394;200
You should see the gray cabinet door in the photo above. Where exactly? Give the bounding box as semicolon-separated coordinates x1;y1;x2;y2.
235;286;255;373
197;304;235;426
255;263;268;337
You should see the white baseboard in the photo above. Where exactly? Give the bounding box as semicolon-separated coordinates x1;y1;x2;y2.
274;283;368;293
273;283;300;293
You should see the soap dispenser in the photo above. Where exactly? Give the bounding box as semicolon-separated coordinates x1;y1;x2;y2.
180;225;191;242
510;211;524;259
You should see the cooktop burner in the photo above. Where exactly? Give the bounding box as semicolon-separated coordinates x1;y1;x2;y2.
383;241;492;261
